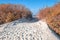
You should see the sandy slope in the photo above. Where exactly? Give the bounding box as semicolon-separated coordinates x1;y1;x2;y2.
0;19;60;40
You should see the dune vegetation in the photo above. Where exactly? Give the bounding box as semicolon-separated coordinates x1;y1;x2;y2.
37;3;60;35
0;4;32;24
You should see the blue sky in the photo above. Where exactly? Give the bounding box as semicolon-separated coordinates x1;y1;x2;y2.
0;0;59;15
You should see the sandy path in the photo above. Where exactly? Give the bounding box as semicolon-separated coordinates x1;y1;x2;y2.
0;19;60;40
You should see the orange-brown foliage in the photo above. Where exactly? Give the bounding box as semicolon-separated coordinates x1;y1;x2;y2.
0;4;32;24
37;3;60;35
37;8;51;20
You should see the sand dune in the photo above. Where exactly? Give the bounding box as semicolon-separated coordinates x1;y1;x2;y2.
0;19;60;40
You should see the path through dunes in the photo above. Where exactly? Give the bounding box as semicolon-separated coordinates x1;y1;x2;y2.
0;19;60;40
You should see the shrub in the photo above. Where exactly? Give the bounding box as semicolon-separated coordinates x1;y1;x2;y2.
37;3;60;35
0;4;32;24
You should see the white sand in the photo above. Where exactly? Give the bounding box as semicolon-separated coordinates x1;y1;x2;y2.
0;19;60;40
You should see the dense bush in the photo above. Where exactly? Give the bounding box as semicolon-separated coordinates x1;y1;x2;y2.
0;4;32;24
37;3;60;35
37;8;51;20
